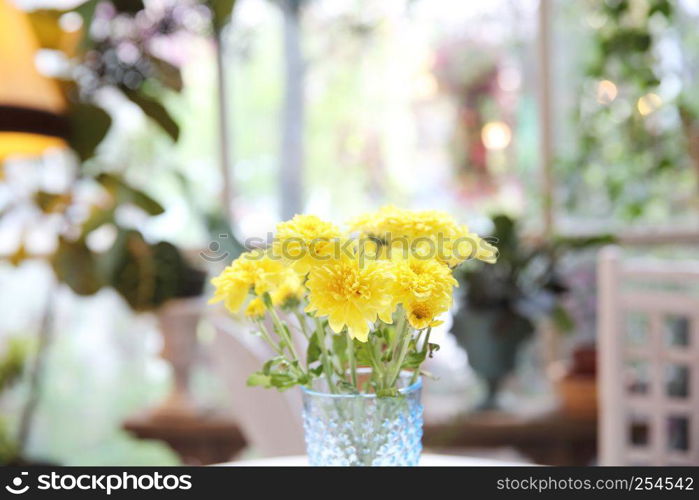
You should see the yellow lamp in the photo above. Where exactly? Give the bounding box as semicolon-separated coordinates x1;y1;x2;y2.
0;0;68;161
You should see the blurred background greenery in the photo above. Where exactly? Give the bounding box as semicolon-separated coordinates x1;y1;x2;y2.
1;0;698;465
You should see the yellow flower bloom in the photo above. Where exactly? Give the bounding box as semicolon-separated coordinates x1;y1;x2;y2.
350;205;458;243
273;215;343;273
351;205;497;267
245;297;266;319
270;269;305;308
392;255;457;302
390;255;456;329
405;298;446;330
305;255;395;342
209;252;287;313
444;225;498;266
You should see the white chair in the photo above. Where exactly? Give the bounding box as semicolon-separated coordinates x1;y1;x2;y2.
207;314;306;457
598;246;699;465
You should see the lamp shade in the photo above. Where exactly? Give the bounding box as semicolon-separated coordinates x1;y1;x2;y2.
0;0;68;161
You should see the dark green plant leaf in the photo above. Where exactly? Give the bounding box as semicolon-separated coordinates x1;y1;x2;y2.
0;338;29;391
72;0;99;49
209;0;237;33
427;342;440;358
306;332;321;365
100;229;205;311
67;102;111;161
34;191;71;214
402;350;426;369
52;237;104;295
96;173;164;215
80;206;116;236
112;0;145;14
551;305;574;334
122;89;179;141
149;56;183;92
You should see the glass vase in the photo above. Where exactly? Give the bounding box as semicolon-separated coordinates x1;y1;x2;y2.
301;371;423;466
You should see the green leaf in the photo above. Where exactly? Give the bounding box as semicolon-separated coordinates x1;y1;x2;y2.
112;0;145;14
331;332;347;366
149;56;183;92
247;372;272;388
353;339;373;366
306;332;321;365
551;305;575;334
123;186;164;215
52;237;104;295
209;0;237;33
269;373;296;391
68;102;111;161
34;191;71;214
403;350;427;370
80;206;116;236
0;338;29;391
72;0;99;49
96;173;164;215
122;89;179;141
649;0;672;17
261;356;286;375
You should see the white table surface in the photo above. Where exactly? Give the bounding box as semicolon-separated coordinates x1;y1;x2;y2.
221;454;527;466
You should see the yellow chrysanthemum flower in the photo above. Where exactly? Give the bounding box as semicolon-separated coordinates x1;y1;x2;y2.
305;253;395;342
350;205;457;243
270;269;306;308
273;215;343;273
209;252;287;313
405;298;446;330
390;255;457;329
392;255;457;302
245;297;267;319
351;205;497;267
444;225;498;266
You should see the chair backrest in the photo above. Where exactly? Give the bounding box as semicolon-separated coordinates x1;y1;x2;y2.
598;246;699;465
207;314;306;458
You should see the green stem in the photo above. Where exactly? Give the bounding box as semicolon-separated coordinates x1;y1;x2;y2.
367;342;384;393
294;311;311;340
314;317;337;393
410;328;430;385
388;321;411;388
346;332;357;388
256;320;283;355
265;296;302;363
388;308;404;357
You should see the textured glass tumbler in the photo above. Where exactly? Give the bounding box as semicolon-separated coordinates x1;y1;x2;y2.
301;373;423;466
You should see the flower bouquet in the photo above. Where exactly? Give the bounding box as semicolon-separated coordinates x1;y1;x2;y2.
210;206;496;466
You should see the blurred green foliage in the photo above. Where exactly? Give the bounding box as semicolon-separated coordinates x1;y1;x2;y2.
0;338;29;464
5;1;233;308
565;0;698;222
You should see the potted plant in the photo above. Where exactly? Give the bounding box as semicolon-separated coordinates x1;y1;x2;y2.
209;206;496;465
105;230;208;418
451;215;611;410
